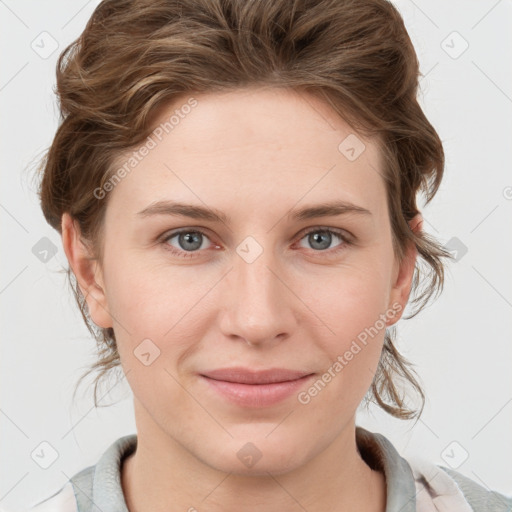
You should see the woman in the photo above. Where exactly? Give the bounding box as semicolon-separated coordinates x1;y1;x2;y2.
30;0;511;511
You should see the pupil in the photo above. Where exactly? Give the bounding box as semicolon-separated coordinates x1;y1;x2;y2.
311;231;330;250
181;232;201;250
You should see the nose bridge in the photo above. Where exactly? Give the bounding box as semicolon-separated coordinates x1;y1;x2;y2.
221;236;295;344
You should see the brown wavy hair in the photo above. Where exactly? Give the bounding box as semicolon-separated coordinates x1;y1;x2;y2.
36;0;453;419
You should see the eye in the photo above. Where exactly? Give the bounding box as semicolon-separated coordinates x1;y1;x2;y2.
159;226;352;259
161;229;214;258
296;227;352;255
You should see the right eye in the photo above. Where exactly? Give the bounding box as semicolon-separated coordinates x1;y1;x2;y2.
161;229;216;258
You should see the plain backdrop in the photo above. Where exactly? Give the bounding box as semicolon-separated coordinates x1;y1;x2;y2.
1;0;511;510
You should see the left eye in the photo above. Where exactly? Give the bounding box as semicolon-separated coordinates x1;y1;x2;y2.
297;228;349;252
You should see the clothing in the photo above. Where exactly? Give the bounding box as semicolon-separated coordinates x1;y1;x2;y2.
26;426;512;512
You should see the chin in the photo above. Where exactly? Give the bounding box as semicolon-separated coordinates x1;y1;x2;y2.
198;429;309;476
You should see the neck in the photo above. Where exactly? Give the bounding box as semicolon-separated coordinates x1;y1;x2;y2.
121;402;386;512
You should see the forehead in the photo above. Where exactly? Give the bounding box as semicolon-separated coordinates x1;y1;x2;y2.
106;87;387;224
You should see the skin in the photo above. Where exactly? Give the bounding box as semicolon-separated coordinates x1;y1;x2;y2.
62;86;422;512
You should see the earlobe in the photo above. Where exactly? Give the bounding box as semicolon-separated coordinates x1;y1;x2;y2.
386;213;422;326
408;213;423;233
61;213;113;329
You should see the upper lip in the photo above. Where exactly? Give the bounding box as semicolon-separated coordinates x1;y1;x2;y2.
200;367;314;384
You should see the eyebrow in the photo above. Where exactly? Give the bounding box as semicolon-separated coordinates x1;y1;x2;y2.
136;199;372;223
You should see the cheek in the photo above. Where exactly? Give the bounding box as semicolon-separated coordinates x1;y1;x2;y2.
102;259;217;393
306;263;391;342
300;266;391;400
103;255;207;334
106;265;198;406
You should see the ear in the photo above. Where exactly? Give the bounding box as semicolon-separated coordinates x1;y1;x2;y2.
386;213;423;326
61;213;113;329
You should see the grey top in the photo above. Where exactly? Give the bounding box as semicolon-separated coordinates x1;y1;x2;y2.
28;426;512;512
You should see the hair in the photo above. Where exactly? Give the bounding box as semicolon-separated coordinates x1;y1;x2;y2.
37;0;453;419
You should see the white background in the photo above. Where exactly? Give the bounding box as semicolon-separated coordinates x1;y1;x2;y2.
1;0;511;510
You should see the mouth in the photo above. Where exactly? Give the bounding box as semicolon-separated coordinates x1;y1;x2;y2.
199;367;315;407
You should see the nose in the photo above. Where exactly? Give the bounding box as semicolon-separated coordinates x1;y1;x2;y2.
219;244;298;347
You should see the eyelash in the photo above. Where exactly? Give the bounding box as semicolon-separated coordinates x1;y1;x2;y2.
159;226;353;259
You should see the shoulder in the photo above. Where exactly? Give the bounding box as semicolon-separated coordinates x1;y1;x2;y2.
24;481;78;512
25;465;96;512
24;434;136;512
440;466;512;512
408;455;512;512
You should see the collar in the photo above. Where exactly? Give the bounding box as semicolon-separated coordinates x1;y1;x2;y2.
73;427;417;512
356;426;416;511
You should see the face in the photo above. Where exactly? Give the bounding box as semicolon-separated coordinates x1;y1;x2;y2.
63;86;418;475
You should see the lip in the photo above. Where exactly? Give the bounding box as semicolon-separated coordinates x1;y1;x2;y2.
199;367;315;408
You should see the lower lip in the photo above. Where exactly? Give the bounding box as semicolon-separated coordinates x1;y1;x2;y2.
200;374;315;408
